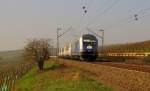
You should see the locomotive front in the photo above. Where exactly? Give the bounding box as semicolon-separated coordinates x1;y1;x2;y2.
80;34;98;60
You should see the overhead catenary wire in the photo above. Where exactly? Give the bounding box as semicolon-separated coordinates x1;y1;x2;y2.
105;16;134;30
83;0;150;31
77;0;109;31
139;10;150;19
76;0;121;39
84;0;95;12
62;0;90;41
58;27;73;38
74;0;95;36
78;0;95;26
68;0;89;29
80;0;93;10
75;0;150;36
105;6;150;30
77;0;113;33
84;1;150;45
85;0;121;28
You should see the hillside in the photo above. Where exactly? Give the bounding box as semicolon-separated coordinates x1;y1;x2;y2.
103;40;150;53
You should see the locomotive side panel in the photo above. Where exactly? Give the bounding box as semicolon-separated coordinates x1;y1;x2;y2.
70;40;80;59
71;40;80;56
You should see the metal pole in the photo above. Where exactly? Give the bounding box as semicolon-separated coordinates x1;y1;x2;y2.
99;29;104;53
102;30;104;53
57;28;59;56
56;27;71;56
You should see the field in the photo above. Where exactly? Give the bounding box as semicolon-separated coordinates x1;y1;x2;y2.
0;50;114;91
14;60;114;91
0;50;33;91
0;50;24;66
1;49;150;91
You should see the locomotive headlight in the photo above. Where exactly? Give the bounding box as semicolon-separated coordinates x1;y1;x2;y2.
87;45;92;49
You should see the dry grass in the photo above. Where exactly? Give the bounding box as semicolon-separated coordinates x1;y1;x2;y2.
61;59;150;91
15;60;114;91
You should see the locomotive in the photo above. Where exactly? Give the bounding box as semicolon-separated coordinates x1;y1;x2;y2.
59;34;98;60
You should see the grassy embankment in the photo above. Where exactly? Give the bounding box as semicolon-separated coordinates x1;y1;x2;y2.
15;59;114;91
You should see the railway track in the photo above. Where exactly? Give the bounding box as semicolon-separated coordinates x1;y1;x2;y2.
92;61;150;73
59;58;150;73
59;58;150;91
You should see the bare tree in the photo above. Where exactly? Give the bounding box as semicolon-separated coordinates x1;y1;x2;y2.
24;39;52;70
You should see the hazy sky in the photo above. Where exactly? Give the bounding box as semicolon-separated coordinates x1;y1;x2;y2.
0;0;150;51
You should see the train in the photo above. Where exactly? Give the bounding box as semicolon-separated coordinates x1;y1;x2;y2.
58;34;150;61
58;34;98;61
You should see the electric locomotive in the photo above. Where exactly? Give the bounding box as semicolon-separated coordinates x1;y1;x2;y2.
79;34;98;60
59;34;98;61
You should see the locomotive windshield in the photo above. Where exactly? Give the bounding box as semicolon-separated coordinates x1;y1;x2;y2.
82;34;98;51
83;40;97;50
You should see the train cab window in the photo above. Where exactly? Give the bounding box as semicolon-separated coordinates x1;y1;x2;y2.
84;42;96;45
83;40;97;48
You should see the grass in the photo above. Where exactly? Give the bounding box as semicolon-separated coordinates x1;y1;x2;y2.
15;59;114;91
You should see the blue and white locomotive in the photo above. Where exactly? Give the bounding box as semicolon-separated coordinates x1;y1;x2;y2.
59;34;98;60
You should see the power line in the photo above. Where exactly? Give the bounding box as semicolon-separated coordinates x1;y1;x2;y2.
139;11;150;19
105;16;133;30
85;0;121;27
85;0;94;11
75;0;95;34
105;6;150;30
80;0;88;5
105;13;150;30
83;0;150;31
77;0;121;32
77;0;150;34
77;0;108;31
68;0;89;29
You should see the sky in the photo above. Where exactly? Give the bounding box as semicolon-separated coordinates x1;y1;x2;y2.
0;0;150;51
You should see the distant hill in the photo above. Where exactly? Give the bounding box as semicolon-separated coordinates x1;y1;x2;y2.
102;40;150;53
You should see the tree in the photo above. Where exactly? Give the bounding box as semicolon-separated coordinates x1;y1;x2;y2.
24;39;52;70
